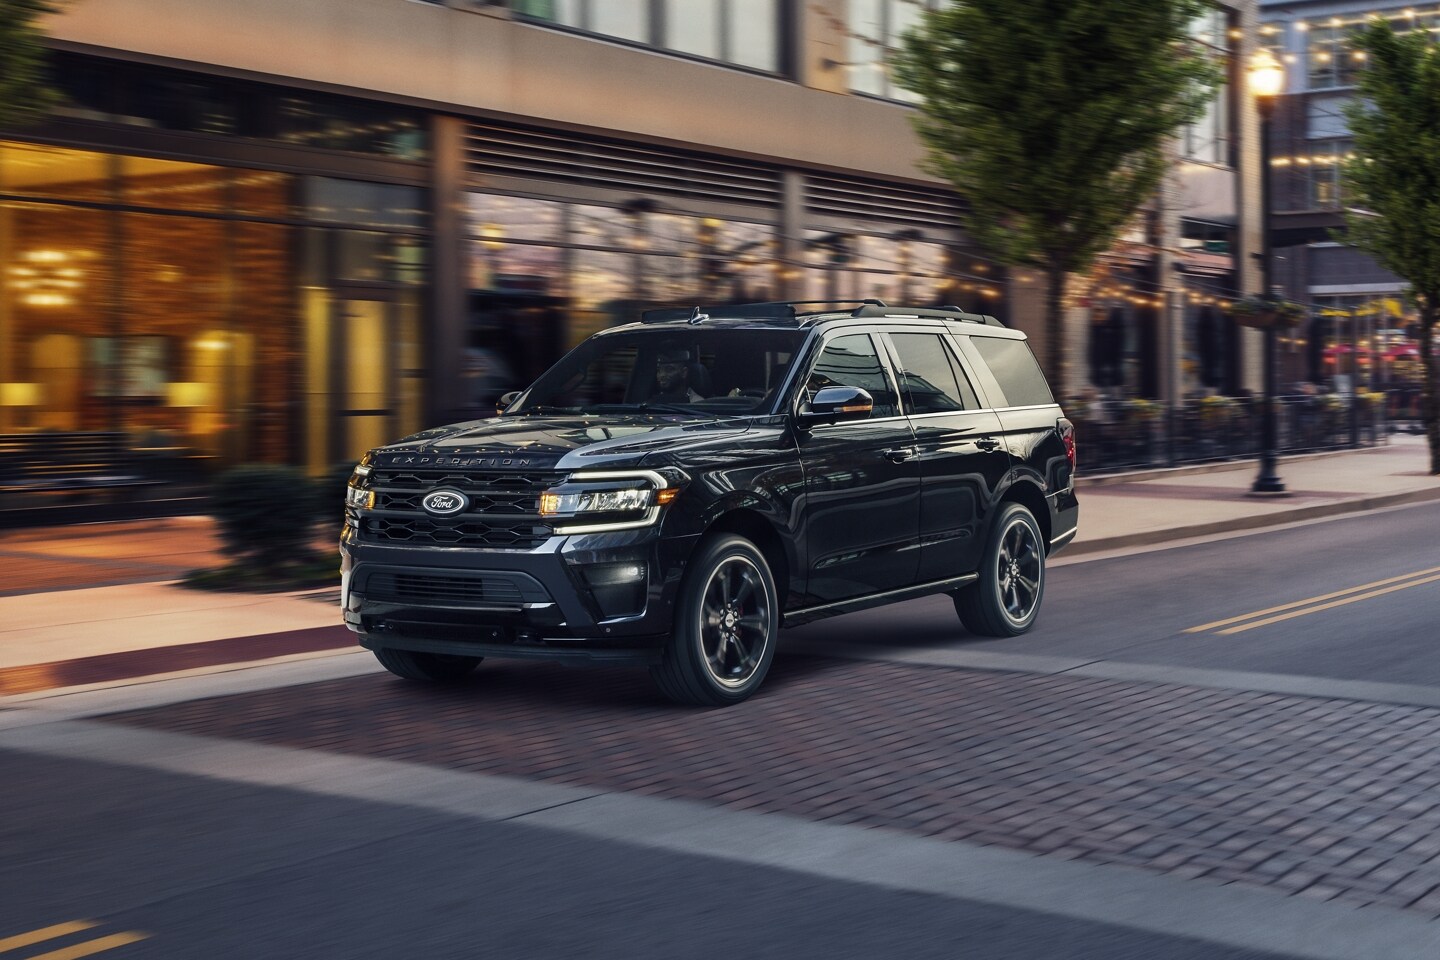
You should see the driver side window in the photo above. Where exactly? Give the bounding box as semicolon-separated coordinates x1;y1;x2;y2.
803;333;897;419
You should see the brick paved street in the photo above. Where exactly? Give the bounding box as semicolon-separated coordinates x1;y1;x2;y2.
103;654;1440;917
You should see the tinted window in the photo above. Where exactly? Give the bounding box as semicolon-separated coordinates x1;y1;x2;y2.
890;333;979;414
512;327;804;416
803;334;898;419
972;337;1053;407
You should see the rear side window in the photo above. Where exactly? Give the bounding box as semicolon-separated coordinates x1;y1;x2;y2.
889;333;980;414
972;337;1053;407
804;333;898;418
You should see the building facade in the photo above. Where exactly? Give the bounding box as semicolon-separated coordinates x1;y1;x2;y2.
0;0;1260;499
1259;0;1421;392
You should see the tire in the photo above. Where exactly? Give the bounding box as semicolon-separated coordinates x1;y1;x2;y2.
374;647;482;683
651;534;779;707
955;502;1046;637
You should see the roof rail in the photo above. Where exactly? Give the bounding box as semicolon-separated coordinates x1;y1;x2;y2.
639;300;888;324
850;304;1005;327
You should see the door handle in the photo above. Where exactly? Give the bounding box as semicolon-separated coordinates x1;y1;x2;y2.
975;437;1002;452
882;446;918;463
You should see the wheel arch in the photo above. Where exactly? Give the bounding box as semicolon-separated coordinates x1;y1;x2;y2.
997;478;1052;550
702;507;792;607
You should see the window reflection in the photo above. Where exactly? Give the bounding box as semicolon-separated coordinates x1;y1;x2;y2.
1;141;430;481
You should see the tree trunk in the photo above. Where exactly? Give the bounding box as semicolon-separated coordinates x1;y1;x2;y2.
1044;263;1067;399
1421;304;1440;475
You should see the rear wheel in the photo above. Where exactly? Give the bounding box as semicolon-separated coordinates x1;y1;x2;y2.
651;534;778;706
955;502;1045;637
374;647;482;683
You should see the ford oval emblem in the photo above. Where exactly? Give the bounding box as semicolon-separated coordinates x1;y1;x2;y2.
421;489;469;517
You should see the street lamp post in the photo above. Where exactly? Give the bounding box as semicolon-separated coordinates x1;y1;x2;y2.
1250;48;1287;495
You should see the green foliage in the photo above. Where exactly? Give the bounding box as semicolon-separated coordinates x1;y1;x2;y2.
1344;20;1440;473
0;0;63;130
892;0;1218;275
892;0;1218;392
1343;22;1440;299
210;464;322;568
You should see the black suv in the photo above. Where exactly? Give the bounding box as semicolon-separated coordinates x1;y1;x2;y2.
342;301;1077;705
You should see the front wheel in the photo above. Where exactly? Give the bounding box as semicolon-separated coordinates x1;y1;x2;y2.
955;502;1046;637
651;534;779;706
374;647;482;683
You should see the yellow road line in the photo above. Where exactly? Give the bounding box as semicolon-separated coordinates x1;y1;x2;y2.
1218;572;1440;635
27;933;149;960
1184;564;1440;634
0;922;97;954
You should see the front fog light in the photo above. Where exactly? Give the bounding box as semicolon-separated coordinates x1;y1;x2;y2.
583;562;647;586
582;563;648;618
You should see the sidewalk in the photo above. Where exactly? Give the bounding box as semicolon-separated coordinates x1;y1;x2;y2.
1;436;1436;694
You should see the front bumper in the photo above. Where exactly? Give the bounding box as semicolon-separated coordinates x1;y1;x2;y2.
340;526;697;664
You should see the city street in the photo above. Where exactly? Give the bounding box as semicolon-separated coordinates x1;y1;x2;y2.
3;501;1440;959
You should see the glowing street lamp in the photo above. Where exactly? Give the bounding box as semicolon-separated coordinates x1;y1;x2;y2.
1249;47;1288;496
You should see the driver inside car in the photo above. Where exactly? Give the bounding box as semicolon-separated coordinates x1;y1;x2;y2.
652;348;706;403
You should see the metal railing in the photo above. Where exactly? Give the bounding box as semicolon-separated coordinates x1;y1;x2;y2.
1071;394;1388;474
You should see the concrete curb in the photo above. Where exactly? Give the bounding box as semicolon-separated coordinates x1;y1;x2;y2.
1067;483;1440;556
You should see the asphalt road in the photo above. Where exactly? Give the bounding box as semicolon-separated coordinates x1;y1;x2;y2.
788;499;1440;688
4;501;1440;959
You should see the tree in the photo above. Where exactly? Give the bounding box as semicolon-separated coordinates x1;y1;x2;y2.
1343;21;1440;474
892;0;1218;396
0;0;62;130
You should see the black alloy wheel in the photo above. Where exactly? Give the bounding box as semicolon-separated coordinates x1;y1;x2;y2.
374;647;483;683
652;534;778;706
955;502;1045;637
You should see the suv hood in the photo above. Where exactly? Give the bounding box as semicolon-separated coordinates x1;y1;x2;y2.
370;415;755;471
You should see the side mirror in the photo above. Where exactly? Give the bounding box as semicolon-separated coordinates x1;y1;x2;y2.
497;390;523;415
797;386;873;427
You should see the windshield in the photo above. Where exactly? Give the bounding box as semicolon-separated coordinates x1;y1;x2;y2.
508;327;807;417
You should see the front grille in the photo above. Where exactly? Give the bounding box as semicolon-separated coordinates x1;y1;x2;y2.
366;572;525;607
362;468;563;548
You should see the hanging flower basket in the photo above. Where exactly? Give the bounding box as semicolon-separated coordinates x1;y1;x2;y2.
1229;295;1307;330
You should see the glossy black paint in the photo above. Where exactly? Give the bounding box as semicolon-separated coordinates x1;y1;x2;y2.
341;315;1080;663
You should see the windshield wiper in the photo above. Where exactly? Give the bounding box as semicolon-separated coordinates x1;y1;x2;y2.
636;402;708;415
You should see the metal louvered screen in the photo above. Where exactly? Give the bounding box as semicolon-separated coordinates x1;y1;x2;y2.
805;174;965;229
465;122;782;208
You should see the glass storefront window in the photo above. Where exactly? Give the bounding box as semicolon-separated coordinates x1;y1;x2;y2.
0;143;112;204
1;139;430;480
0;203;111;435
232;170;293;220
304;177;427;230
120;157;228;213
468;194;566;244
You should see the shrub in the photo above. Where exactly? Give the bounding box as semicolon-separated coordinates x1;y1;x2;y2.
211;464;321;567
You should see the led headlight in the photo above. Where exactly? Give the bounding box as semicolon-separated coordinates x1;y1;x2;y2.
539;470;683;534
346;452;376;510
